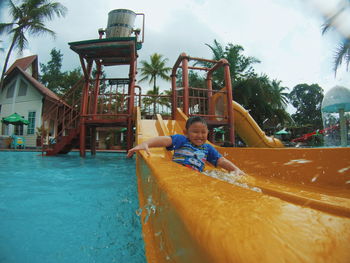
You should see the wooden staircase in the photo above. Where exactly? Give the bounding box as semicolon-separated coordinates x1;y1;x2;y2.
42;76;134;155
42;79;83;156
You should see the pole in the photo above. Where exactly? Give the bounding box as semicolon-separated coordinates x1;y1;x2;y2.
339;108;347;147
79;59;93;157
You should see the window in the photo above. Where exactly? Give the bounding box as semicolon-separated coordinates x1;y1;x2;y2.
1;123;9;135
0;105;2;114
14;124;23;135
6;83;15;98
18;80;27;96
27;111;36;135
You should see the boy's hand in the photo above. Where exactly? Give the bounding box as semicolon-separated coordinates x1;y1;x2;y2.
127;142;151;158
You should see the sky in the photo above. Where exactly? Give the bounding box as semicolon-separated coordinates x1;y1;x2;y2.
0;0;349;102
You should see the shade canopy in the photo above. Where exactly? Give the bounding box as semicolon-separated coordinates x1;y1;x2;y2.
275;129;290;135
214;127;225;134
1;113;29;125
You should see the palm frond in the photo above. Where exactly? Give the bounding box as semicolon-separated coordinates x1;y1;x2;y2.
0;23;15;35
333;38;350;74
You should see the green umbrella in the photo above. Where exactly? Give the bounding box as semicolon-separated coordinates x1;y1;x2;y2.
213;127;225;134
1;113;29;125
275;129;289;135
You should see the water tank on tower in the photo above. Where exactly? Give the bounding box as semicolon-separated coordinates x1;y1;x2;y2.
105;9;136;38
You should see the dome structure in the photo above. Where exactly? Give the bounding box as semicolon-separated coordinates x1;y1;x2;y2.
321;85;350;147
322;85;350;113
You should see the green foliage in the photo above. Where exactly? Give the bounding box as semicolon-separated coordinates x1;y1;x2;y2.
40;48;82;95
201;40;259;89
289;83;324;129
63;68;83;92
0;0;67;88
139;53;171;93
40;48;65;93
321;2;350;74
36;126;48;137
142;87;171;115
203;40;292;127
139;53;171;114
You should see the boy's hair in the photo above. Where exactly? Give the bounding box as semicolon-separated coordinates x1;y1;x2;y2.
185;116;208;129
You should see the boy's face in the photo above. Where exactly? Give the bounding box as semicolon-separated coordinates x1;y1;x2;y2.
185;122;208;146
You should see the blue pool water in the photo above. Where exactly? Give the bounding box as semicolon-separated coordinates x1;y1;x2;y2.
0;152;146;263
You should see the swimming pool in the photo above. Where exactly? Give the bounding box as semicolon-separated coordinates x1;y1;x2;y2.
0;152;146;263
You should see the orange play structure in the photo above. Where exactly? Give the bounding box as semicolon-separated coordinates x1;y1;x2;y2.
134;54;350;262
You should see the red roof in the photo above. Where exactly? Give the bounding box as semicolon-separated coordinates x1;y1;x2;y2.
5;55;37;75
4;55;67;104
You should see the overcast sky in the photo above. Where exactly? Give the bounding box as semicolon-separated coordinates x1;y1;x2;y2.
0;0;349;98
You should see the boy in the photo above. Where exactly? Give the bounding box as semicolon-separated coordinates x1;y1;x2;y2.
127;116;243;174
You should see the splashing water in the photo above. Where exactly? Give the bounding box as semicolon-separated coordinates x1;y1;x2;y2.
202;170;262;193
135;195;157;224
284;159;312;165
338;166;350;173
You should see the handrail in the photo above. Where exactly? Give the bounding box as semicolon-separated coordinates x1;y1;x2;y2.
41;79;85;155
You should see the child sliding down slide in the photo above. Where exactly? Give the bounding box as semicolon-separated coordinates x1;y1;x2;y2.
127;116;243;174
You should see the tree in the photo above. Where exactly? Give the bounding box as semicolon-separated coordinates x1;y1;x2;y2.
322;1;350;74
0;40;4;52
0;0;67;88
139;53;171;114
204;40;291;127
63;68;83;93
233;74;291;127
40;48;65;93
142;87;171;115
202;40;259;90
289;84;324;129
40;48;82;95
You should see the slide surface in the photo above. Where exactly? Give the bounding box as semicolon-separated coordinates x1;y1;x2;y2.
134;107;350;263
213;92;284;147
232;100;284;147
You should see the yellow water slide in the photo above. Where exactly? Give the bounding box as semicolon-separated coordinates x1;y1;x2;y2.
134;107;350;263
232;100;284;147
213;91;284;147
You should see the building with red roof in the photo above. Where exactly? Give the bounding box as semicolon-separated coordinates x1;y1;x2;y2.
0;55;67;148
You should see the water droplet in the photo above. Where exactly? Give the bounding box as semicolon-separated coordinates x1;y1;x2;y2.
284;159;312;165
311;175;319;182
338;166;350;173
135;208;142;216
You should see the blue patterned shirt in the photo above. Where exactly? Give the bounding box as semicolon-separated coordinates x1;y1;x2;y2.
166;134;222;172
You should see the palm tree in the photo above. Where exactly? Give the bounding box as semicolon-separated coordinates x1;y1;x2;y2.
269;80;289;109
142;87;171;116
203;40;260;89
322;1;350;74
139;53;171;114
0;0;67;88
204;40;292;127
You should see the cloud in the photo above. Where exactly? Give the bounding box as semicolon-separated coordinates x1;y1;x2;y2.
0;0;346;95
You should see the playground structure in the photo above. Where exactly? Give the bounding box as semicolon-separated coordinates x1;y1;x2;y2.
42;10;145;156
134;54;350;262
40;9;350;263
